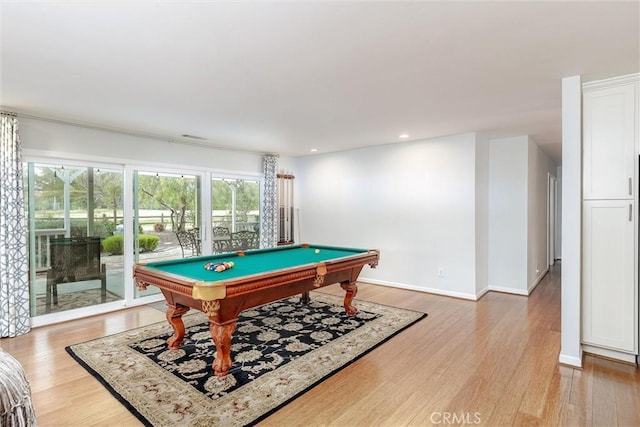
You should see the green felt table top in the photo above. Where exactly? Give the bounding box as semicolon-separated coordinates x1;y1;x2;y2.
143;244;368;282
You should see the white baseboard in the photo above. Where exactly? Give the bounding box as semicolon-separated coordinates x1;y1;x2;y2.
475;286;490;300
487;285;529;296
558;352;583;368
484;267;550;297
582;344;637;364
359;277;479;300
360;268;549;302
528;267;549;294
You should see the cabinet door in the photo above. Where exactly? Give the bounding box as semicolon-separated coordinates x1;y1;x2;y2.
582;200;636;352
583;83;636;200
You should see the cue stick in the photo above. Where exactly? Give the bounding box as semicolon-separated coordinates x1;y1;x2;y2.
296;208;301;243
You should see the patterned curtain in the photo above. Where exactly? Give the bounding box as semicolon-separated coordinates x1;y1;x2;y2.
260;154;278;248
0;113;30;337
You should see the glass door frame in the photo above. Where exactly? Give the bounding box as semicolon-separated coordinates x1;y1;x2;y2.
211;171;264;249
25;155;128;327
123;164;211;304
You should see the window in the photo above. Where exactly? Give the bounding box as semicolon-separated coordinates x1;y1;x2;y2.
211;178;260;253
24;162;124;316
23;159;262;322
133;170;201;297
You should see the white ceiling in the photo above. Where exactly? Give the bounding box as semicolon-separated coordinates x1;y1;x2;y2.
1;1;639;164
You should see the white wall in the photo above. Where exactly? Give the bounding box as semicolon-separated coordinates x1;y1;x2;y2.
556;166;563;259
527;137;557;291
278;156;297;173
559;75;583;368
488;136;528;293
296;133;482;300
487;136;557;295
19;118;267;174
475;134;490;297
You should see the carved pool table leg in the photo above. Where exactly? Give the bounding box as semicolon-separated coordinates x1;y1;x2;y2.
210;319;237;377
166;304;190;349
341;281;358;316
300;291;311;305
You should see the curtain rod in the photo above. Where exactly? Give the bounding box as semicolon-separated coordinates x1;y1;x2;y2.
0;109;272;157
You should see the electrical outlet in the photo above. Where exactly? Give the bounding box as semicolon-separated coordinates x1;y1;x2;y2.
437;267;445;278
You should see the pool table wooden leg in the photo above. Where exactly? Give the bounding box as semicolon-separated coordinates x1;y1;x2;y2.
166;304;190;349
341;281;358;316
300;291;311;305
210;319;237;377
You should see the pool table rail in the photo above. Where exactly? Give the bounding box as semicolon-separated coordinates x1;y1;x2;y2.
133;248;379;302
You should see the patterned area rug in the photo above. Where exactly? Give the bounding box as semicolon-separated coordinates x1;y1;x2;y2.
66;292;426;426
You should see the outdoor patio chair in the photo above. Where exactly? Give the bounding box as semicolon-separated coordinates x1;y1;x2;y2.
46;237;107;313
176;230;200;257
212;226;231;253
189;228;201;256
213;226;229;236
229;230;259;252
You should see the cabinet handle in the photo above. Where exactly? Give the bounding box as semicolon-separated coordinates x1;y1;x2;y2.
630;204;633;222
629;178;633;196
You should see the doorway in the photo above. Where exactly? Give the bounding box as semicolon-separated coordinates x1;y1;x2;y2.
548;173;557;267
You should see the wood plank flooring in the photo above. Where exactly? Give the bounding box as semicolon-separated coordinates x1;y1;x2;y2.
1;263;639;426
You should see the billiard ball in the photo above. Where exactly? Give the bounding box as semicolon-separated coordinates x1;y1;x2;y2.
315;249;320;254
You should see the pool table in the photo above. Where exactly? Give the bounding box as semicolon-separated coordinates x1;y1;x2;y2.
133;243;380;377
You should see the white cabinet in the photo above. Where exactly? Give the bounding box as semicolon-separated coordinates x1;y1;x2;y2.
582;74;639;362
582;200;636;352
583;83;636;200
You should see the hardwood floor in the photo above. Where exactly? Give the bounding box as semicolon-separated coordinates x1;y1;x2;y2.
2;263;639;426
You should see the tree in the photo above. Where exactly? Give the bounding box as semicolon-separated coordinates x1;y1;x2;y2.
138;174;196;231
212;179;232;210
95;171;123;225
235;180;260;221
33;166;64;212
212;179;259;226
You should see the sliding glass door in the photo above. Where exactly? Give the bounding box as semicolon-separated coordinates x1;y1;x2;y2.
211;178;260;253
24;162;124;316
133;170;201;298
23;161;259;321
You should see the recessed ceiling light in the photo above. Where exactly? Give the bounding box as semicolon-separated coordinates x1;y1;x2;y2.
310;148;318;153
399;133;410;139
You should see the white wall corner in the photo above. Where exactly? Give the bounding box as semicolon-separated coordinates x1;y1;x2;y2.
475;286;491;300
560;75;583;366
475;133;490;296
527;266;550;294
488;136;528;293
